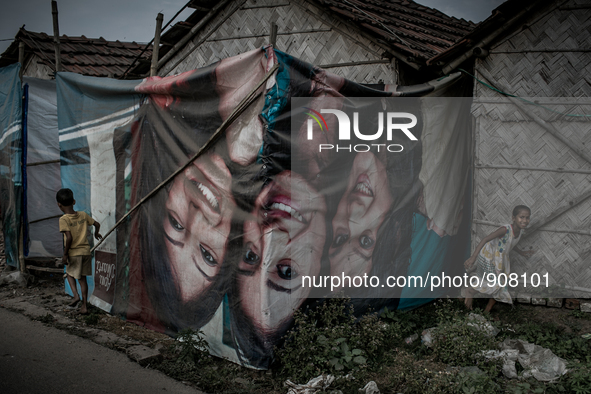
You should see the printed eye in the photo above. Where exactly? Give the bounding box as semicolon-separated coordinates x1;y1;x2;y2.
359;235;375;249
243;247;261;266
277;263;297;280
168;213;184;231
332;233;349;248
200;244;218;267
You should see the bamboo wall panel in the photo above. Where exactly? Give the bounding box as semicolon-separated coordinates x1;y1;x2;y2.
472;1;591;293
24;55;54;80
161;0;397;84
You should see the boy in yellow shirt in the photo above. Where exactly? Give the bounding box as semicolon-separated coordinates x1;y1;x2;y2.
56;188;102;314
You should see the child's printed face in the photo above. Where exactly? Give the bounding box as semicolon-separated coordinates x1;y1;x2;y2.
512;210;531;230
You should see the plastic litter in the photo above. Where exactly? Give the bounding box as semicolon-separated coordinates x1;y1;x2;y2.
285;375;335;394
404;333;419;345
481;338;567;381
359;381;380;394
0;271;32;287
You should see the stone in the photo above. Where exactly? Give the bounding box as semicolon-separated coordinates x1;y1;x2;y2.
531;298;547;306
516;295;531;304
546;298;563;308
580;302;591;313
564;299;580;310
126;345;162;366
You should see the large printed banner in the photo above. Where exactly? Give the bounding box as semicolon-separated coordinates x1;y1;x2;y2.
57;47;471;369
0;63;23;268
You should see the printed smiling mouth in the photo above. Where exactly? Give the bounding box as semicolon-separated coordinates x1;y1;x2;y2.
196;182;219;210
354;181;374;197
266;202;305;223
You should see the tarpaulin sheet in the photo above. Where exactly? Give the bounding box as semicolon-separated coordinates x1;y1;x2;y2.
56;72;142;307
22;77;62;258
0;63;23;268
56;47;471;369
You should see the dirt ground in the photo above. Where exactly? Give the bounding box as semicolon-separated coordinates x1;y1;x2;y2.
1;223;591;393
0;224;174;353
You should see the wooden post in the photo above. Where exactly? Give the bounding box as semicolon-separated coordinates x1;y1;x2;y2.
270;22;278;47
18;41;25;79
51;0;62;73
150;13;164;77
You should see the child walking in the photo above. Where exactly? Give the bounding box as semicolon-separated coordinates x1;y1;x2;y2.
463;205;535;313
56;188;103;314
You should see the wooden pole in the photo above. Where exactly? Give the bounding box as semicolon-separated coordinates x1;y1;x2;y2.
18;41;25;79
150;13;164;77
157;0;234;71
51;0;62;73
90;63;279;253
270;22;278;47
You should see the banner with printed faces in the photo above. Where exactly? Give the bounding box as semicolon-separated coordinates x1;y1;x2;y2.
119;47;472;369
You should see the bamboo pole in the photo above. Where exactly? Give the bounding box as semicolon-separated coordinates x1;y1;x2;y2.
522;187;591;239
473;219;591;237
270;22;278;47
51;0;62;73
160;0;247;76
18;41;25;79
120;1;192;79
91;63;279;253
157;0;234;71
475;164;591;175
150;13;164;77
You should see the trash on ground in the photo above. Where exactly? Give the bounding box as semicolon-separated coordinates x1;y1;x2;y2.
404;333;419;345
0;271;32;287
481;338;567;381
359;381;380;394
466;313;500;337
285;375;335;394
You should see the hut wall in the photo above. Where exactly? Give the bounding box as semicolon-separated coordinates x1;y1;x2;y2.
160;0;398;84
471;0;591;293
23;54;54;80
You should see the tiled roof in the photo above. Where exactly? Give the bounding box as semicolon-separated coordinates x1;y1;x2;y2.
0;29;153;79
314;0;477;62
427;0;548;70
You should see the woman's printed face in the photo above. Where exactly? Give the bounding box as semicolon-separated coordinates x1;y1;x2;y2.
238;171;326;335
329;152;392;285
163;152;235;304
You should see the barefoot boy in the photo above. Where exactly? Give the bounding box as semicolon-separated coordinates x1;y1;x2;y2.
56;188;103;314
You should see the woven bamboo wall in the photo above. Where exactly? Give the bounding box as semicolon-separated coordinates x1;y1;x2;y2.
472;0;591;295
24;54;53;80
160;0;398;84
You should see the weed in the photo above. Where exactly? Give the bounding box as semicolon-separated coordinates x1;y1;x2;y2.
83;311;100;325
512;321;591;362
276;298;385;384
429;300;499;366
175;328;210;366
571;310;591;320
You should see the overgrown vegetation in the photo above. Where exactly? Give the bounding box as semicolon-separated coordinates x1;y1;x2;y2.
276;298;384;384
144;298;591;394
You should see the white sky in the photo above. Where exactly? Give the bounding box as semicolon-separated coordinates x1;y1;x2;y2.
0;0;504;54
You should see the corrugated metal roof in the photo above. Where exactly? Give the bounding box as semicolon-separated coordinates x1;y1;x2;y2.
0;29;153;79
314;0;477;62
